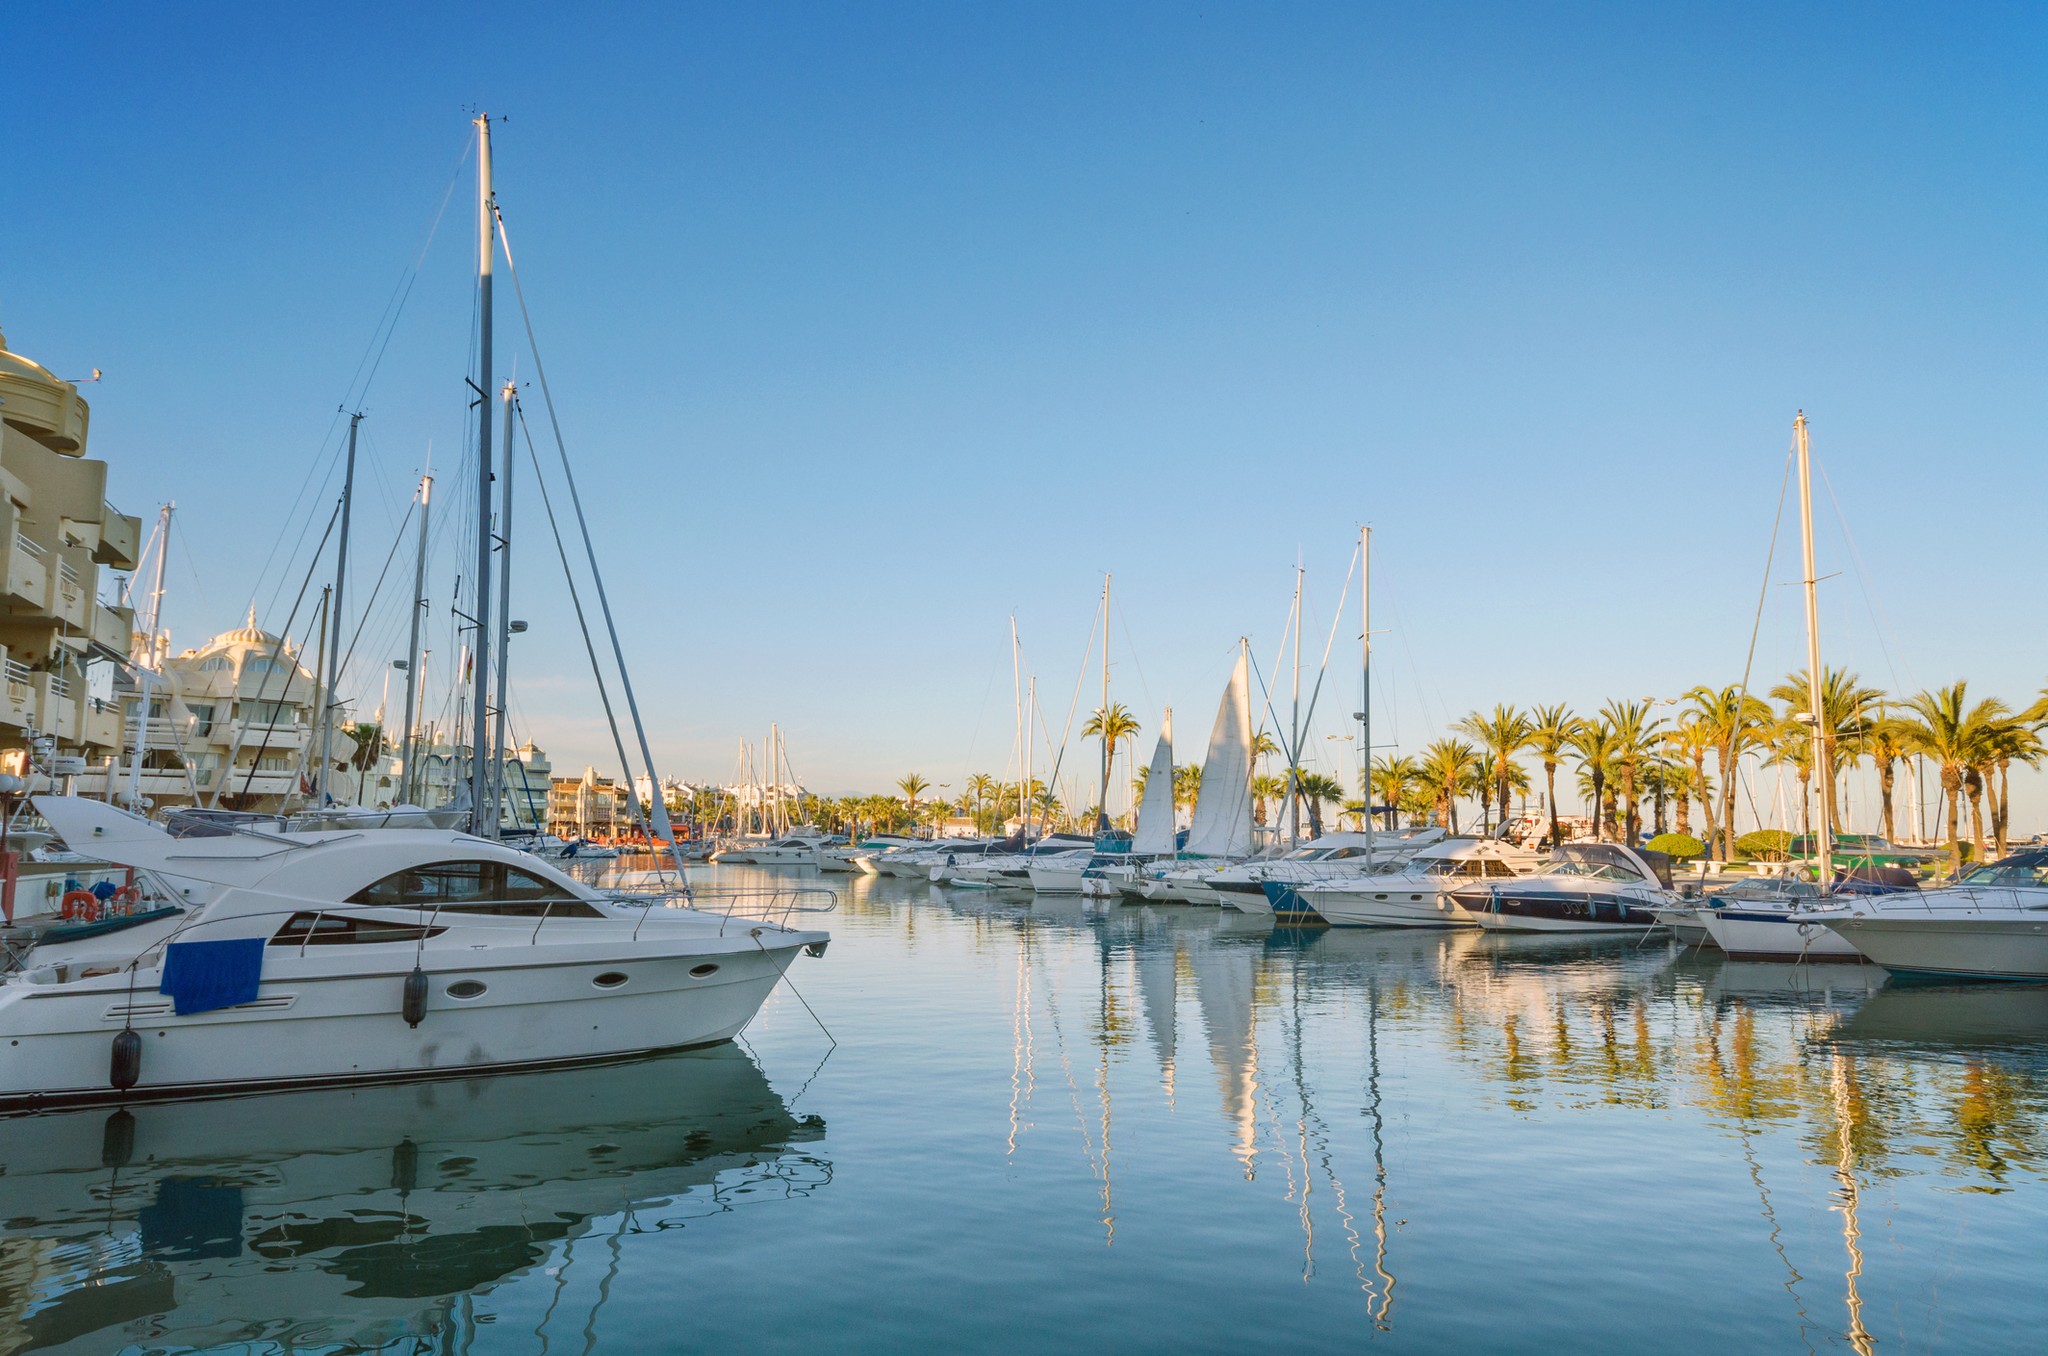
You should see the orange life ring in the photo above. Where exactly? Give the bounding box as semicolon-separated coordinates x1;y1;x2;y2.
111;885;142;915
60;889;100;922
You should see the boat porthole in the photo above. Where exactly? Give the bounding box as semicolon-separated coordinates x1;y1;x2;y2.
1375;894;1387;901
593;971;630;988
689;963;719;978
446;980;487;1000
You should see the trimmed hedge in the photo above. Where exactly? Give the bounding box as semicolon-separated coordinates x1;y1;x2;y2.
1645;832;1706;861
1734;829;1795;862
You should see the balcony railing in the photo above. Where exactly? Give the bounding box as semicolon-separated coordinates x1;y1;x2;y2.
4;659;29;687
14;534;44;561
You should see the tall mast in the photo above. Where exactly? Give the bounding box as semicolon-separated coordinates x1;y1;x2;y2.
1795;411;1833;889
125;503;173;809
1288;564;1303;845
1096;573;1111;834
1010;614;1022;837
467;111;496;831
485;379;516;836
1359;525;1373;857
307;586;330;807
318;412;363;804
399;474;432;805
1024;676;1036;841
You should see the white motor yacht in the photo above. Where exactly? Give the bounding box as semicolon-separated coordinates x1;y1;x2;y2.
1449;842;1675;933
0;796;830;1112
1284;836;1548;927
715;831;829;865
1804;847;2048;980
1694;877;1872;961
1211;828;1453;914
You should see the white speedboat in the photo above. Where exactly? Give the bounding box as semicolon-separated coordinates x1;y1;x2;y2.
1695;878;1870;961
1805;848;2048;981
715;832;829;865
1284;835;1548;927
1212;828;1456;914
0;796;829;1112
1449;842;1674;933
947;835;1094;888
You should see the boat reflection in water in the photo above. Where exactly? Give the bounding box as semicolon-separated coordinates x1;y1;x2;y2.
0;1046;827;1354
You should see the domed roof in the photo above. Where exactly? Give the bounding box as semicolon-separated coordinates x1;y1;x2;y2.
196;607;296;657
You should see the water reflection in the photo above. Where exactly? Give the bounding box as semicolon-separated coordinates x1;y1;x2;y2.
0;1046;826;1354
912;876;2048;1348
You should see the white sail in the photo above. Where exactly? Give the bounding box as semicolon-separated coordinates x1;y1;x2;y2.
1182;653;1254;858
1131;709;1176;856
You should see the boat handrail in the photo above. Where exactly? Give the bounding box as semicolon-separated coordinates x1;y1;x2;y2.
19;880;837;979
1809;884;2044;918
607;886;839;938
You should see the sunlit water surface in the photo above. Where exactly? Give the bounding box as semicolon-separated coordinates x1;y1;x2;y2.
4;864;2046;1353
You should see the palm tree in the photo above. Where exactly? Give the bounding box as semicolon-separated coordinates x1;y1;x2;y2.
1860;717;1909;846
1455;704;1533;834
1416;739;1480;832
1684;684;1773;859
1525;704;1578;849
1370;755;1418;830
1987;719;2043;856
1769;667;1881;840
1898;682;2012;874
1083;702;1141;831
1601;699;1665;847
1173;764;1203;824
1566;717;1619;843
1664;719;1716;848
1763;713;1816;835
896;774;929;811
1297;772;1344;838
1250;773;1285;826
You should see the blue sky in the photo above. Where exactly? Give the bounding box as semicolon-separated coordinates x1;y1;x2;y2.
7;3;2044;825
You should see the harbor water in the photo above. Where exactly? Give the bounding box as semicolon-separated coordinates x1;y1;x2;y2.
3;864;2044;1353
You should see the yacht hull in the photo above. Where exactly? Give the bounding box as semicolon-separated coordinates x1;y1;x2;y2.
1819;915;2048;981
1453;887;1662;933
0;938;810;1113
1700;909;1865;961
1305;882;1476;929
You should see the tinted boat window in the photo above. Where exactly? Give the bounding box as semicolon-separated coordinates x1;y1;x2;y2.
272;913;446;946
349;860;598;915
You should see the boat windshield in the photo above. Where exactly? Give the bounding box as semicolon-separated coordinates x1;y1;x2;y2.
1543;858;1638;882
1962;849;2048;887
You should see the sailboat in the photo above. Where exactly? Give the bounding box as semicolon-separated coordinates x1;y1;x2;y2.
1700;414;1867;961
1130;647;1255;904
1072;710;1178;897
1030;708;1175;895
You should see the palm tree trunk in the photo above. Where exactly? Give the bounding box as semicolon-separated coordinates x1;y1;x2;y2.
1717;747;1740;860
1545;763;1561;848
1876;758;1895;844
1942;774;1961;875
1591;773;1605;842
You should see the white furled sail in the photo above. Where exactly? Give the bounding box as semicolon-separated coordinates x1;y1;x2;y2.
1182;653;1254;858
1131;709;1176;856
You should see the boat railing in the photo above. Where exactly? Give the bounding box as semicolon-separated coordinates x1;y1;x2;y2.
22;875;837;978
605;885;839;938
1810;884;2038;918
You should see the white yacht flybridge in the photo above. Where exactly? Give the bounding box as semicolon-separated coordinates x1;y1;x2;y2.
0;796;828;1112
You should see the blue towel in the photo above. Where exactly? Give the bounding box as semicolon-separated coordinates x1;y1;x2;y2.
159;938;265;1015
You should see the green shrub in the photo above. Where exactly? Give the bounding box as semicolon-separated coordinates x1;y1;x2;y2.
1645;832;1705;861
1734;829;1794;862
